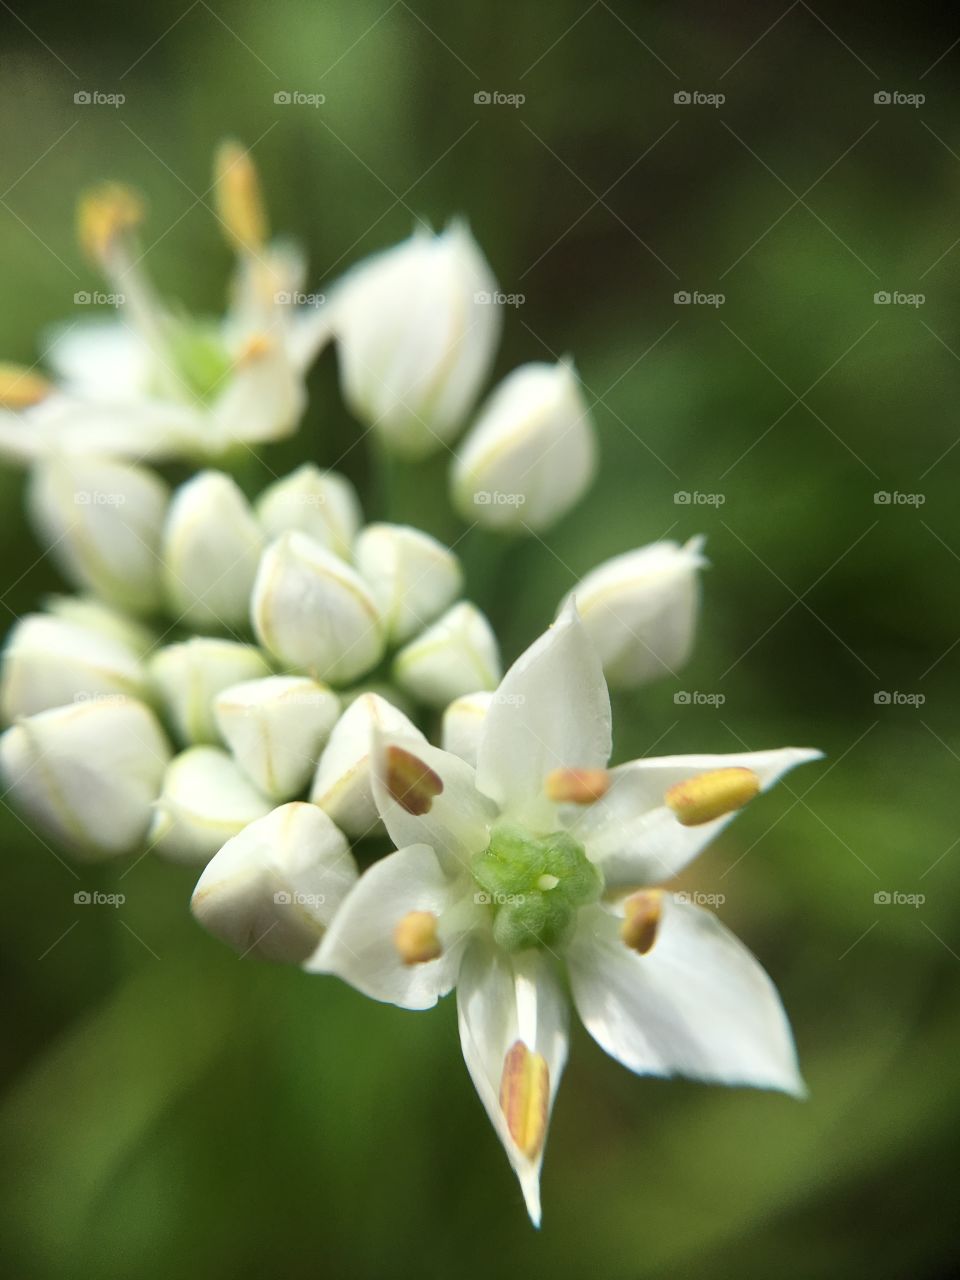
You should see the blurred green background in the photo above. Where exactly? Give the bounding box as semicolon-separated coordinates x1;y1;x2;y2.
1;2;958;1277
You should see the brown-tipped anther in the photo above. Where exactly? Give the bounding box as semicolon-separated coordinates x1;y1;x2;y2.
499;1040;549;1159
0;363;52;409
384;745;444;816
393;910;442;965
214;141;268;253
620;889;663;955
544;767;611;805
77;183;145;263
236;333;274;365
664;767;761;827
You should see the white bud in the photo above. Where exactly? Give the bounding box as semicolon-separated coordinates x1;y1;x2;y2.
251;531;385;684
332;221;500;457
564;537;708;688
452;360;596;531
149;746;272;865
440;690;494;768
161;471;264;630
148;638;271;745
1;613;146;721
0;697;170;859
393;602;500;709
255;464;362;559
28;456;169;614
214;675;339;800
45;595;155;655
354;523;462;644
310;692;424;837
191;802;357;962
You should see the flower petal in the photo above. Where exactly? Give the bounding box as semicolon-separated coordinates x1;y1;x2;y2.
568;897;804;1095
574;747;822;888
306;843;465;1010
456;941;568;1226
475;603;611;821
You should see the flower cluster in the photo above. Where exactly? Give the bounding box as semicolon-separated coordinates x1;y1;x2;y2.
0;142;820;1227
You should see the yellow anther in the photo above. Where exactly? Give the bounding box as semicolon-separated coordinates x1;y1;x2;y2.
77;182;144;263
214;140;268;254
235;333;274;365
0;362;52;409
664;767;760;827
499;1040;550;1159
544;767;611;805
620;889;663;955
393;910;442;965
384;745;444;816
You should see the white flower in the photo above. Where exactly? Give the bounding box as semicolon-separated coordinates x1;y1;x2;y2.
332;222;500;457
0;696;171;859
191;802;358;962
354;523;463;644
161;471;264;631
214;675;340;800
440;690;494;768
148;638;271;745
310;692;424;838
452;360;596;531
564;537;708;688
28;455;169;615
393;602;500;709
45;595;154;654
255;464;362;560
251;531;385;684
1;612;146;722
150;746;272;865
312;605;820;1223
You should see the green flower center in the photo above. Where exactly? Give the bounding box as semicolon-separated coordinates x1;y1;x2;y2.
471;824;603;952
162;316;235;403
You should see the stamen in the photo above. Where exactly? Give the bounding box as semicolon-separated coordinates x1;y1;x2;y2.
384;745;444;816
664;767;760;826
235;333;274;365
499;1040;549;1159
215;141;268;254
77;183;144;264
393;910;441;965
0;363;51;409
620;889;663;955
544;767;611;804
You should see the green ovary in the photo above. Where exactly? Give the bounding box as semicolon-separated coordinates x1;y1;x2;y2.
163;316;235;403
471;824;603;952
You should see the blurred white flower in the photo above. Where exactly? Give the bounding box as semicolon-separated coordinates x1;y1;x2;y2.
393;601;500;709
452;360;596;531
150;745;273;865
255;463;362;560
148;637;271;745
354;523;462;645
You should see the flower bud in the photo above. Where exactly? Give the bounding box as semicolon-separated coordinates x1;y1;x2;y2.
191;802;357;963
563;537;707;688
0;696;170;859
161;471;265;631
393;602;500;709
354;523;462;644
310;692;425;837
213;675;340;799
332;221;500;457
452;360;596;531
148;638;271;745
149;746;272;865
255;464;362;560
45;595;155;655
28;456;170;614
440;690;494;767
1;613;146;722
251;531;385;684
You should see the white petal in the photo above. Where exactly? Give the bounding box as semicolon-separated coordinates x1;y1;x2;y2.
210;339;304;448
441;690;494;768
44;319;150;401
475;603;611;821
457;941;569;1226
150;746;273;865
567;898;804;1096
574;747;823;888
307;843;466;1009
